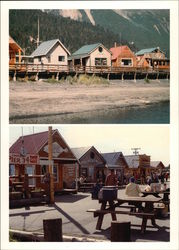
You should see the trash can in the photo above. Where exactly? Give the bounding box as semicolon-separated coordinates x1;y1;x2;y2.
98;186;118;201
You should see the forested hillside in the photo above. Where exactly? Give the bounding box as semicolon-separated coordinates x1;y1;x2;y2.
9;10;134;55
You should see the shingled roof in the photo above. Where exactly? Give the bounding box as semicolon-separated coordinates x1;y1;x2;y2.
150;161;165;168
110;45;134;60
31;39;70;57
102;152;128;168
71;146;92;160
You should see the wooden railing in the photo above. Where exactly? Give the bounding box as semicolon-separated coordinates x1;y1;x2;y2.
9;63;170;74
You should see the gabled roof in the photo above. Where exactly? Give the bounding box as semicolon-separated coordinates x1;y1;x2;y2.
110;45;134;60
102;152;128;167
124;155;140;168
71;146;92;160
72;146;106;164
135;47;163;56
31;39;71;57
9;129;77;162
9;36;23;52
150;161;165;168
69;43;111;60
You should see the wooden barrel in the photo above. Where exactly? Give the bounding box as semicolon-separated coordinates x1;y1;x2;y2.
111;221;131;242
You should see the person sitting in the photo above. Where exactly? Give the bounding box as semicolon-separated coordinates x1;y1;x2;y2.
105;169;117;186
125;177;141;197
125;177;143;212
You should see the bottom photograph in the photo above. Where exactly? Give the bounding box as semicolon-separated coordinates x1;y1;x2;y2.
9;125;170;242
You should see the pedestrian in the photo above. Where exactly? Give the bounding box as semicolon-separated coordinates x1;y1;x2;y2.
105;169;117;186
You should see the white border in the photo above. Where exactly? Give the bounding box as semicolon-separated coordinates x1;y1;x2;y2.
1;1;179;250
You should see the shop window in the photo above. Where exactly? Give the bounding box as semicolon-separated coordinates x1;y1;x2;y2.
81;168;87;178
95;58;107;66
52;165;58;183
25;165;35;186
9;165;15;176
58;56;65;62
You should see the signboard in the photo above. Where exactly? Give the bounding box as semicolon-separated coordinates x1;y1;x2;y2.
9;153;39;165
43;142;68;157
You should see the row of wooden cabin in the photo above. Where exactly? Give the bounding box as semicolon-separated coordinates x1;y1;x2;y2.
9;129;166;191
9;36;170;71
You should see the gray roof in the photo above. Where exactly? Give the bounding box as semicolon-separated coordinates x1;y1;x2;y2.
150;161;164;168
71;146;92;160
102;152;124;166
124;155;140;168
135;47;163;56
31;39;70;57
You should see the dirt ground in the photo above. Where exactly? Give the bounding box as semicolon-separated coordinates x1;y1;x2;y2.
9;79;170;124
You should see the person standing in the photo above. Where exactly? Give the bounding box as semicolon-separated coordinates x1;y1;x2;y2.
105;169;117;186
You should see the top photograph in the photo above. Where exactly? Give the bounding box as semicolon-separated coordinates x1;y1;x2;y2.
9;9;170;124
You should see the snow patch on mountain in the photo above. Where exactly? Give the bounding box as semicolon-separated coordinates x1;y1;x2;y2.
153;24;161;35
84;10;95;25
59;10;82;21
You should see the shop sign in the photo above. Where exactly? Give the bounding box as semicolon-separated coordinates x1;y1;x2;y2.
9;153;39;165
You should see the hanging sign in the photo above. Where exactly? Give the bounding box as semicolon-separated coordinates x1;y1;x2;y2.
9;153;39;165
43;142;68;157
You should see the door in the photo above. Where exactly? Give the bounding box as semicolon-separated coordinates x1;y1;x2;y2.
25;165;36;186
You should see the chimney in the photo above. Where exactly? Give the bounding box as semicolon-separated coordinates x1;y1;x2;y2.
114;42;117;48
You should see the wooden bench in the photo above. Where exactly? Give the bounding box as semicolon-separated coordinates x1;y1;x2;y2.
87;208;154;218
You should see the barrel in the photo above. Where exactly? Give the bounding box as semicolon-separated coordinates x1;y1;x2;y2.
98;186;118;201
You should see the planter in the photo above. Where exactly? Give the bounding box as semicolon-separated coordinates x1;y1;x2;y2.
10;192;23;200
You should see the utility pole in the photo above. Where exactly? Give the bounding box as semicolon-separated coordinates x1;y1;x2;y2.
48;126;54;204
131;148;141;155
37;17;40;48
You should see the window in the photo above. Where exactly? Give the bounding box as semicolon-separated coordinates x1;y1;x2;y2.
41;164;58;183
58;56;65;62
90;152;95;159
9;165;15;176
25;165;35;186
121;59;132;66
38;57;41;62
98;46;103;53
52;165;58;183
95;58;107;66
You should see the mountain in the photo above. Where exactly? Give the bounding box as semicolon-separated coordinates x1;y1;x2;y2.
47;9;169;57
9;10;132;55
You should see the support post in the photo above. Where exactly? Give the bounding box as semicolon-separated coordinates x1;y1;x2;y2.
56;72;59;81
111;221;131;242
121;73;124;82
48;126;54;204
43;218;63;242
24;173;30;198
35;73;39;81
107;73;110;80
134;72;136;83
13;72;16;82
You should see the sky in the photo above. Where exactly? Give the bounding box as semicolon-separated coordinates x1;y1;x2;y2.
9;125;170;166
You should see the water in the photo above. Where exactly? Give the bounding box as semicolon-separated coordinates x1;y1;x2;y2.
54;101;170;124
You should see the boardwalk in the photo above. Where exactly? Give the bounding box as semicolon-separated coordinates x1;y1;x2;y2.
9;63;170;81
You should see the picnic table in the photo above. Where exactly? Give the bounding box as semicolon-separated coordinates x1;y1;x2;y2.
87;195;162;233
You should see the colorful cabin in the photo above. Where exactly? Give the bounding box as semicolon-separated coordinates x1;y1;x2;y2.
136;47;170;69
69;43;112;68
102;151;128;184
124;154;151;181
110;44;137;68
72;146;106;183
31;39;71;65
9;36;23;65
9;129;79;191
